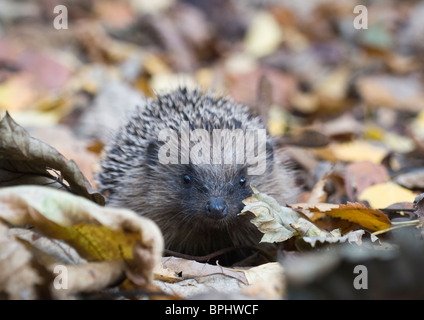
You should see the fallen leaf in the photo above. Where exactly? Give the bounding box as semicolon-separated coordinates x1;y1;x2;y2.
358;181;417;209
244;11;283;58
289;203;339;220
300;229;366;247
17;50;72;91
0;112;104;205
308;202;391;232
0;221;44;299
10;227;85;266
27;124;100;186
303;172;329;205
280;129;330;148
154;257;285;299
241;262;285;298
0;185;164;287
314;140;388;164
0;73;40;110
344;161;389;201
314;67;350;112
356;75;424;112
155;256;248;285
240;185;301;243
394;168;424;189
242;186;369;246
49;261;125;299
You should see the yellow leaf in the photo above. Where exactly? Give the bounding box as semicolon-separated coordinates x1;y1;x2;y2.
315;67;349;111
0;186;163;284
358;182;417;209
244;11;283;57
363;125;385;141
268;105;289;136
44;224;140;261
315;140;388;164
309;202;391;231
0;73;40;111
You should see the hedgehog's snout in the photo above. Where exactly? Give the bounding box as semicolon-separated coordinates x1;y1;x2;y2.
205;196;228;219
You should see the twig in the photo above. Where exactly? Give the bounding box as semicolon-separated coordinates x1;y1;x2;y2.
372;219;421;236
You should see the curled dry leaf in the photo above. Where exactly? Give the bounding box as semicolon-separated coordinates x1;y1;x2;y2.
10;227;86;266
241;186;367;247
0;112;104;205
0;185;164;292
240;185;301;243
9;228;125;298
49;261;125;299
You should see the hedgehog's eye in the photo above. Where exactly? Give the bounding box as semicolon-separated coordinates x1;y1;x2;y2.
183;174;192;184
239;176;246;186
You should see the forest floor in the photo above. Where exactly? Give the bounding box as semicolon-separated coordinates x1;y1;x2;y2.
1;0;424;300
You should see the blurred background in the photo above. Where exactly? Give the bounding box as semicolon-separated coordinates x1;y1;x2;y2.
2;0;424;299
1;0;424;185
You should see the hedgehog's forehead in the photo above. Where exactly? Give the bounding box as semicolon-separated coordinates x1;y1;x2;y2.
191;163;244;179
169;162;244;180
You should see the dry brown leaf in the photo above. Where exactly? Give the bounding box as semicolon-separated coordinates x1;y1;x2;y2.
290;203;339;220
344;161;389;201
28;125;100;186
394;169;424;190
305;173;329;205
0;112;104;205
356;75;424;112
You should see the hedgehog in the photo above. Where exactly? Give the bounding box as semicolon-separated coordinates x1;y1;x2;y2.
97;87;299;263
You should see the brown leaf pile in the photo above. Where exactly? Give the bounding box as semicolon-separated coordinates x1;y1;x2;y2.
1;0;424;300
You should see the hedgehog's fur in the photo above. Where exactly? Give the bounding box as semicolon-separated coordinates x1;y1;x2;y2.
97;87;299;262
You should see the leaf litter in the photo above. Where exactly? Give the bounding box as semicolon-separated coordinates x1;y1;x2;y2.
1;0;424;300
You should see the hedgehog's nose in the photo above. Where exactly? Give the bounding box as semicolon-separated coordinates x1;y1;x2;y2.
205;197;228;219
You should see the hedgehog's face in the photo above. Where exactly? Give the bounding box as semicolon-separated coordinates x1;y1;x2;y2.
144;129;274;225
175;164;253;222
